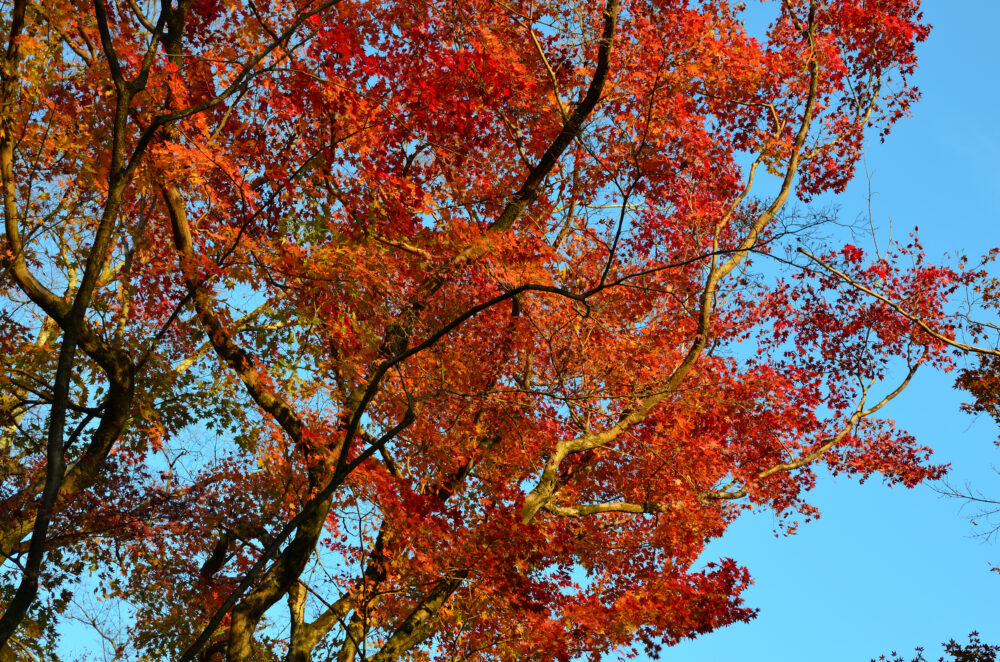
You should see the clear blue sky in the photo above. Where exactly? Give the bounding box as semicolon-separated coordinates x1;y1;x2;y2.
656;3;1000;661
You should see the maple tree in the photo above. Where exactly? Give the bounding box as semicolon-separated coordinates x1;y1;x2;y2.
0;0;957;660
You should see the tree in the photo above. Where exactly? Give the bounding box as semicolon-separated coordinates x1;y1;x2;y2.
873;632;1000;662
0;0;947;660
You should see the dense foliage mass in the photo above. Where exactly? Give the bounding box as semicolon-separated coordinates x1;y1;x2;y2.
0;0;968;660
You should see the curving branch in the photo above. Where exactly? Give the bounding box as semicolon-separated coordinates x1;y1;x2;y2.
543;501;671;518
704;351;926;502
519;2;823;523
799;247;1000;358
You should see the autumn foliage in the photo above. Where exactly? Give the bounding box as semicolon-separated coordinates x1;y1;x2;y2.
0;0;961;660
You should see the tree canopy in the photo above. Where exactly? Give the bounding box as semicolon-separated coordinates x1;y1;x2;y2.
0;0;966;660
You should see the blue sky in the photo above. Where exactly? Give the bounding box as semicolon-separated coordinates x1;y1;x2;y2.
659;2;1000;661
